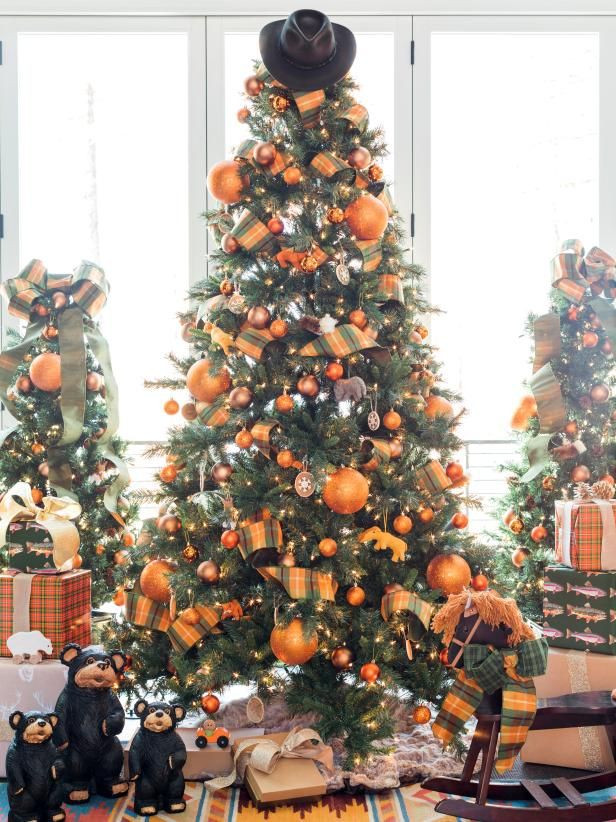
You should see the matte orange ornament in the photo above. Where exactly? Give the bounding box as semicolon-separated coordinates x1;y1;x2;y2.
186;359;231;403
207;160;247;204
72;554;83;569
140;559;175;602
269;318;288;338
359;662;380;684
451;512;468;529
412;705;431;725
29;353;61;392
530;525;548;543
221;233;240;254
446;462;464;481
349;309;367;328
344;195;388;241
512;547;529;568
200;693;221;714
331;646;354;669
426;554;471;595
276;449;294;468
275;393;294;413
318;538;337;557
297;375;320;397
237;106;250;123
583;331;599;348
346;585;366;606
113;549;130;566
244;75;263;96
325;361;344;381
564;420;578;436
235;429;254;448
283;166;302;185
221;529;239;549
471;573;489;592
267;217;284;235
571;464;591;483
113;588;125;606
163;399;180;415
424;395;453;419
383;410;401;430
122;531;135;547
270;618;318;665
31;442;45;456
160;464;178;483
181;402;198;421
393;514;413;535
322;467;369;514
417;506;434;524
180;607;201;626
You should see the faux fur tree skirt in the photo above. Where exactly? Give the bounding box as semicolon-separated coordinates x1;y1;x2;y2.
215;696;469;792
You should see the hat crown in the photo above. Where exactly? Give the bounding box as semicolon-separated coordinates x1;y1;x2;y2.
280;9;336;69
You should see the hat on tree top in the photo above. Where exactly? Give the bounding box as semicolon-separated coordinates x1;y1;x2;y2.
259;9;357;91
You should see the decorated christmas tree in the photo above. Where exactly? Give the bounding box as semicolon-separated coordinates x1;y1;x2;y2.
493;239;616;618
0;259;136;606
108;12;490;762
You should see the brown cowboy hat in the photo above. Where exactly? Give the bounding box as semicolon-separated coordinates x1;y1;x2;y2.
259;9;356;91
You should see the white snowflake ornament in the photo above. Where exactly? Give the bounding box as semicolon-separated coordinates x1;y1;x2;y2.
319;314;338;335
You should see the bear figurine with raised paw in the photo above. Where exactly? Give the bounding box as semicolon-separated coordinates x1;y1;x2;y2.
53;643;129;804
129;699;187;816
6;710;65;822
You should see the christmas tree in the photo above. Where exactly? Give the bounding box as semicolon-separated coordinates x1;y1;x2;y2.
109;16;489;762
0;260;136;606
493;239;616;619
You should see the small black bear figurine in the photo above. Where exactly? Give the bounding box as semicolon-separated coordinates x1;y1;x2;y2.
129;699;187;816
53;643;129;803
6;710;65;822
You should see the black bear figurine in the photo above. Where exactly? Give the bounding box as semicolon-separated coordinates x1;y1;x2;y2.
129;699;187;816
6;710;65;822
53;643;129;804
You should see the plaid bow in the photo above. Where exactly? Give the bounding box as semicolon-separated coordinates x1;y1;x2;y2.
258;566;338;601
552;239;616;303
433;638;548;773
298;324;382;358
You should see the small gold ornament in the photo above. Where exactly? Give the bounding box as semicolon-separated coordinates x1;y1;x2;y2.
542;476;556;492
412;705;431;725
327;207;345;224
272;95;289;113
182;544;199;562
300;254;319;273
509;516;524;534
368;164;384;182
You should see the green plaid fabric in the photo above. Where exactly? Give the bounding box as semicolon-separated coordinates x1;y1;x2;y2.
0;570;91;658
167;604;222;654
377;274;405;305
355;239;382;272
291;88;325;128
380;589;432;630
124;578;172;633
551;239;588;303
235;139;257;160
258;566;338;601
530;362;566;434
251;418;280;459
298;324;382;358
361;437;392;468
555;499;616;570
416;460;452;495
337;103;369;131
310;151;351;178
238;518;283;560
463;638;548;689
235;327;275;361
230;209;278;255
197;401;230;428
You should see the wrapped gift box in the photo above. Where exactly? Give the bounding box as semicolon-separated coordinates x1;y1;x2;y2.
521;647;616;770
0;569;91;658
555;497;616;570
0;658;67;777
541;565;616;655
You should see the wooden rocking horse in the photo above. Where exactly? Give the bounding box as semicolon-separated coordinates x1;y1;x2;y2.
423;589;616;820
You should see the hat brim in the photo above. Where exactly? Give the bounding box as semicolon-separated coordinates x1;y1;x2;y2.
259;19;357;92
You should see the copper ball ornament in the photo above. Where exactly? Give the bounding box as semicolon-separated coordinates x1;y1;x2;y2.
383;410;402;430
221;529;239;549
163;398;179;415
393;514;413;535
237;107;250;123
113;549;129;566
571;464;591;483
590;383;610;403
197;560;221;584
16;375;32;393
186;359;231;403
160;515;182;533
530;525;548;543
221;233;240;254
297;375;320;398
582;331;599;348
37;461;49;478
511;547;530;568
383;582;404;594
471;573;489;592
235;428;254;448
270;618;318;665
283;166;302;185
31;442;45;456
564;420;578;436
29;352;62;392
318;538;337;557
160;464;178;483
140;559;175;603
426;554;472;596
542;476;556;491
601;340;613;355
446;462;464;481
331;646;354;669
300;254;318;273
327;206;345;224
244;75;264;96
253;141;277;166
412;705;431;725
229;386;254;410
276;449;294;468
322;467;370;514
344;195;389;241
181;402;198;421
346;585;366;606
275;393;294;413
451;512;469;529
347;146;372;169
211;462;233;483
200;693;221;714
207;160;247;205
267;217;284;235
270;318;288;338
389;439;403;459
325;361;344;381
359;662;380;684
247;305;271;329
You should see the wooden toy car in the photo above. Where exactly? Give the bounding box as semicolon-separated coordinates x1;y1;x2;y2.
195;718;230;749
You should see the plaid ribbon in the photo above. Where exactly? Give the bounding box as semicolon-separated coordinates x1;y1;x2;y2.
380;589;433;630
355;240;382;272
231;209;278;255
254;63;325;128
0;569;91;658
235;139;257;160
416;460;452;495
337;103;369;131
361;437;392;469
251;418;280;459
310;151;351;178
240;508;271;527
378;186;395;216
0;261;127;516
532;313;560;373
377;274;405;305
530;362;566;434
298;324;383;358
258;566;338;601
433;638;548;773
124;579;222;654
198;400;230;428
552;239;616;303
235;327;275;361
238;518;283;560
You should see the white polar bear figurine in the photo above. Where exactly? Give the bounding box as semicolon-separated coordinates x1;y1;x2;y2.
7;630;53;664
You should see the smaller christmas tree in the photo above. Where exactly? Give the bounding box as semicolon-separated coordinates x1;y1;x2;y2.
493;240;616;618
0;260;137;606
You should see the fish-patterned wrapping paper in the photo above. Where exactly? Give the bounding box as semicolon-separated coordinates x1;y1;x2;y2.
542;565;616;655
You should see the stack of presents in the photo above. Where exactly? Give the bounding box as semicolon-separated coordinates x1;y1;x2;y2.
522;484;616;771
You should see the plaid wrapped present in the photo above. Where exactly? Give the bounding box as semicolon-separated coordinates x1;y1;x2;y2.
432;638;548;774
258;567;338;601
416;460;452;495
555;498;616;570
0;569;91;658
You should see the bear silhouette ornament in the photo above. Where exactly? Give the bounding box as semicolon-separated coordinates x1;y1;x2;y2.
53;643;129;804
129;700;187;816
6;710;65;822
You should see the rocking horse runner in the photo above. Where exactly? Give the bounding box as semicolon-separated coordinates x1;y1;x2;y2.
424;589;616;819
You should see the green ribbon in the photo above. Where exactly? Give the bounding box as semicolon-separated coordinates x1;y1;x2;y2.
520;432;553;483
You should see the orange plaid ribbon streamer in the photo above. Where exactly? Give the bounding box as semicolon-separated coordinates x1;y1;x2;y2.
258;566;338;601
298;323;383;358
198;401;230;428
238;518;283;560
552;239;616;303
251;418;280;459
377;274;405;305
231;209;278;255
235;327;275;361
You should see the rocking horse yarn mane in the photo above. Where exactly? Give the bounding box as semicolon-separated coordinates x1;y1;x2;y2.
432;589;535;648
